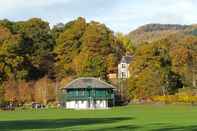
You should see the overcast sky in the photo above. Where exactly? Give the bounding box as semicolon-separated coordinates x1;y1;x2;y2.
0;0;197;33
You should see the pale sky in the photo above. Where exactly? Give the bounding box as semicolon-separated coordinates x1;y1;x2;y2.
0;0;197;33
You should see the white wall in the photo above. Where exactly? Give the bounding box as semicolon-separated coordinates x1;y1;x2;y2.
66;100;88;109
95;100;107;109
66;101;75;109
77;100;88;109
118;63;130;78
66;100;108;109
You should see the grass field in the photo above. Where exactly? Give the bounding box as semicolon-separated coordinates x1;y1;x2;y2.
0;104;197;131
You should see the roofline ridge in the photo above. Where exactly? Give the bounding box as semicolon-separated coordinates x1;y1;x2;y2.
62;77;100;89
62;77;116;89
96;78;116;89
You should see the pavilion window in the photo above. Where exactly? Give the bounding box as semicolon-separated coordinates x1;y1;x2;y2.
78;89;85;96
76;90;78;96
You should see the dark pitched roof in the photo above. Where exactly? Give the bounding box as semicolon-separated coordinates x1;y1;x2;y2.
120;55;133;64
63;77;116;89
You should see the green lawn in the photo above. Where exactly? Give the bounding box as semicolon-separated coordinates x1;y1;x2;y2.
0;104;197;131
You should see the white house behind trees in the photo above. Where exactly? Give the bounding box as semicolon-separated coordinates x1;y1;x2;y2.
118;55;133;79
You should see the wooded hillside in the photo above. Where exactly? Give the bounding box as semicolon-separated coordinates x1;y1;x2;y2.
0;17;125;104
0;18;196;104
128;24;197;45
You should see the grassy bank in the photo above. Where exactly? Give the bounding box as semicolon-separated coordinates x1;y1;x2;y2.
0;104;197;131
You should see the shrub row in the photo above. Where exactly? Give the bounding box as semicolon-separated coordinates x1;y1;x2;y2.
152;95;197;104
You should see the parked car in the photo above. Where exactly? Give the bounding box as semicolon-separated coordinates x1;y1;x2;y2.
0;103;15;111
32;102;45;109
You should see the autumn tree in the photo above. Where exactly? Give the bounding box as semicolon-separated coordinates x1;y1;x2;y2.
115;32;135;54
53;17;86;78
54;18;125;80
128;39;182;99
15;18;54;80
18;81;33;104
34;77;56;104
0;85;4;104
0;18;55;82
170;35;197;88
0;25;27;81
3;79;19;103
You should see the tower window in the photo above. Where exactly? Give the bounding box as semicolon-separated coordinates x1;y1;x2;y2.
122;72;126;78
122;64;126;68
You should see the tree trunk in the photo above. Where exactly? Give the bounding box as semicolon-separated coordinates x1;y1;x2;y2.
193;71;196;88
